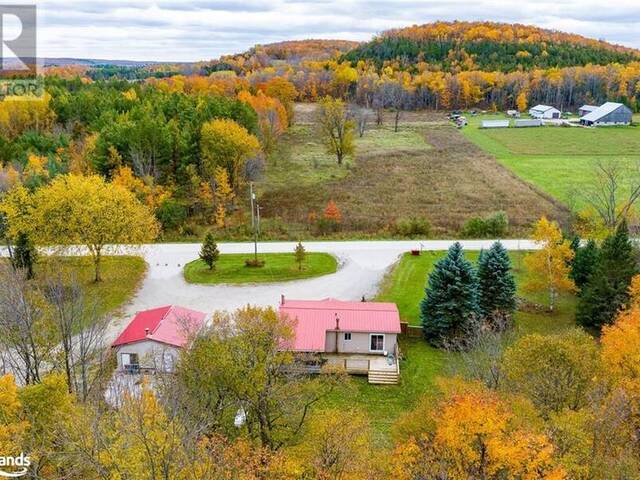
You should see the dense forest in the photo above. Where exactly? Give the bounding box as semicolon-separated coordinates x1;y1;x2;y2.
342;22;640;72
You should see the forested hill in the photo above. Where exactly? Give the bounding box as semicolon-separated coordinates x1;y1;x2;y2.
341;21;640;72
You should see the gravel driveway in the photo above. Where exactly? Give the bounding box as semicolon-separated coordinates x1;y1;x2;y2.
3;240;539;342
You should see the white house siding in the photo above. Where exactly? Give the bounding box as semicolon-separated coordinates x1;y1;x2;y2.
324;331;397;355
114;341;181;372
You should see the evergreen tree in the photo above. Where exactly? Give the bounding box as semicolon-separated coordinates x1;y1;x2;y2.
420;242;480;345
477;241;517;321
13;232;37;279
294;241;306;271
570;239;599;291
577;221;637;330
199;232;220;271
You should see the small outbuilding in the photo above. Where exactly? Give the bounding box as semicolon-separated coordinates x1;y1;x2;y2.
580;102;633;126
578;105;598;117
529;105;561;119
112;305;206;373
481;119;510;129
515;119;542;128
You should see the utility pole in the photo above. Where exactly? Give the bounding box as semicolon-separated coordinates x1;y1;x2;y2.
250;182;258;262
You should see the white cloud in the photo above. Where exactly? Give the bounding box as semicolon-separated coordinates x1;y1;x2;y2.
36;0;640;61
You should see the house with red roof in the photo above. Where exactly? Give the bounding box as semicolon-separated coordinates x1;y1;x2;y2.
279;297;402;384
112;305;206;373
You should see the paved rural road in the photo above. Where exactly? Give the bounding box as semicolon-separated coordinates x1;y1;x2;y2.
2;240;539;341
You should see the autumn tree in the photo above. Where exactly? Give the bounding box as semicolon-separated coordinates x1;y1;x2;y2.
524;217;575;311
323;200;342;223
200;118;261;193
263;77;298;125
5;175;159;282
316;96;355;165
174;306;344;449
199;232;220;270
293;408;372;480
420;242;480;345
503;330;598;415
213;166;234;228
391;383;565;479
577;220;637;329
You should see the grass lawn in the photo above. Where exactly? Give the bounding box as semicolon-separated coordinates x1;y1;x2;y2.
183;252;338;284
325;248;577;447
23;256;147;317
462;114;640;207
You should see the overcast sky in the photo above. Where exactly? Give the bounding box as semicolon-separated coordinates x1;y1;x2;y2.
35;0;640;62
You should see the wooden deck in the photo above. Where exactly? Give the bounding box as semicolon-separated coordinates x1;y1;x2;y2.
323;353;400;384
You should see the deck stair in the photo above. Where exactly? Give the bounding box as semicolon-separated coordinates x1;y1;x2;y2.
368;368;399;384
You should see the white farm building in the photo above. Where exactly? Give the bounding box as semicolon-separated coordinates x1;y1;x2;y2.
529;105;561;119
580;102;632;126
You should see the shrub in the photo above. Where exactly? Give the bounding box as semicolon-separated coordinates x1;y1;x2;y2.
393;217;431;238
245;258;265;268
157;199;187;231
461;212;508;238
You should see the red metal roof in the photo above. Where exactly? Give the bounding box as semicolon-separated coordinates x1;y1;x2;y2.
112;305;206;348
280;298;401;352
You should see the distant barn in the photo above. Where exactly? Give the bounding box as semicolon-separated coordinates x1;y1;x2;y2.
580;102;632;126
529;105;561;119
481;119;510;129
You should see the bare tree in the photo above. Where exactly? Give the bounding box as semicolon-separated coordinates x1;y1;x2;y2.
46;274;110;400
350;105;369;138
0;265;55;384
580;160;640;230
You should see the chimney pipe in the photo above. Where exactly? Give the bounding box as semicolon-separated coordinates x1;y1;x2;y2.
281;294;285;305
145;327;150;336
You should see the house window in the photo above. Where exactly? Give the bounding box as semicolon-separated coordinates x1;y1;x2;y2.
370;334;384;352
121;353;139;373
344;332;352;341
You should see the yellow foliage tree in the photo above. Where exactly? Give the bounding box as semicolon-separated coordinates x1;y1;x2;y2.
292;408;373;479
200;118;260;193
0;375;29;461
524;217;575;311
601;305;640;396
0;94;56;140
391;385;565;479
213;167;234;228
16;174;159;282
316;96;354;165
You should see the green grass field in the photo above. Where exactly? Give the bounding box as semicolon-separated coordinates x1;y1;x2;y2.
183;252;338;284
462;114;640;207
326;248;577;447
23;256;147;317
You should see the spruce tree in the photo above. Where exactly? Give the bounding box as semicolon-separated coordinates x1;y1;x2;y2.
577;221;637;330
294;241;306;271
477;241;517;320
199;232;220;271
13;232;37;279
420;242;480;345
570;239;599;291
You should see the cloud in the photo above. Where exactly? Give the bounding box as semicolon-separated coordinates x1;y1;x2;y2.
36;0;640;62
